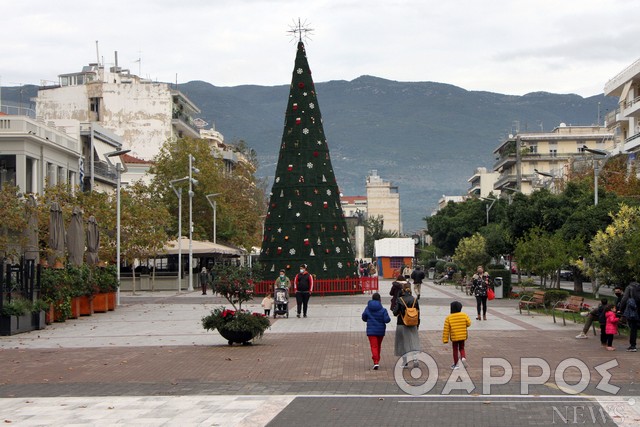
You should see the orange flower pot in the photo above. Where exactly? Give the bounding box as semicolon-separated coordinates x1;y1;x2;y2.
93;293;109;313
79;295;94;316
107;292;116;311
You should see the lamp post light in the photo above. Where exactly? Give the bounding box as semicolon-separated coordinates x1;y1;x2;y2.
582;146;610;206
169;177;189;293
105;149;131;306
480;196;497;226
188;154;199;292
205;193;221;244
534;168;555;191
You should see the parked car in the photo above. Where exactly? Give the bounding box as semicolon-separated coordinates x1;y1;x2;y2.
559;269;574;281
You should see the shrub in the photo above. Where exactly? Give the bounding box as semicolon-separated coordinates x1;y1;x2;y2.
202;307;270;338
544;289;569;306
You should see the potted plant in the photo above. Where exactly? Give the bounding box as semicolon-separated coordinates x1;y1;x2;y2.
40;267;72;323
0;297;34;335
92;266;116;312
201;264;270;345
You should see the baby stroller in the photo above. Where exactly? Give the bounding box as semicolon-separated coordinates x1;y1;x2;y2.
273;287;289;318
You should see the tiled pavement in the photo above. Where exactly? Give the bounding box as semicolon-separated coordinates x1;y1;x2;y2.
1;280;639;426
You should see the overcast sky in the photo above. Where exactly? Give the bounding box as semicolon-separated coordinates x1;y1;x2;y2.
1;0;638;97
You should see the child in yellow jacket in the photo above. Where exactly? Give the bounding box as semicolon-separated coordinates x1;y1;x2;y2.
442;301;472;369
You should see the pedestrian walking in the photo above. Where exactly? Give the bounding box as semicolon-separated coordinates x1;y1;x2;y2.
199;267;209;295
294;264;314;318
470;265;490;320
442;301;471;369
261;293;274;316
361;293;391;370
392;281;420;368
604;304;620;351
620;281;640;352
389;274;407;311
403;265;412;280
410;266;426;299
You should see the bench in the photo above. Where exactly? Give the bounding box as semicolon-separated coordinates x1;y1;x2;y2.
552;296;585;326
519;290;546;315
455;278;468;294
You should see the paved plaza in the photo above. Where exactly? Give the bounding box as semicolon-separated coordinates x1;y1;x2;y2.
1;280;639;426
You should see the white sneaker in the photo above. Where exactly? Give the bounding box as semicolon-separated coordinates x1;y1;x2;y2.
461;357;467;367
451;364;459;370
575;333;588;339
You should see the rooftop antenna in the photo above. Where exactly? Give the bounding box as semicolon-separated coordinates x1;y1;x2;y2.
287;18;314;43
95;40;100;65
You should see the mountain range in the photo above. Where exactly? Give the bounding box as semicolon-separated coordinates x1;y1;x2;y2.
1;78;617;232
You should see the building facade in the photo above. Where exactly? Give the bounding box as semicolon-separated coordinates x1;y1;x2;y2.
35;58;200;161
365;170;401;234
492;124;614;195
603;57;640;155
0;114;82;194
467;167;500;198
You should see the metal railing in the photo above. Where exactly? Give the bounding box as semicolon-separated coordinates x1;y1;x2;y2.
252;276;379;296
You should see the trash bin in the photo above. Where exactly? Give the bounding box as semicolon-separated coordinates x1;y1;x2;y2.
493;277;504;299
428;268;435;280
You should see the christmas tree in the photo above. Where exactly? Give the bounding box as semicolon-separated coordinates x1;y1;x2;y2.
259;41;357;279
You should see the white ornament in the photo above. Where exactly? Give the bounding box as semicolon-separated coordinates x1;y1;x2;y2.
296;212;301;217
317;140;322;145
270;265;275;272
280;190;284;197
303;92;308;96
303;128;309;135
277;228;282;233
275;177;280;183
307;162;313;169
335;247;341;253
297;68;303;74
323;262;327;271
310;249;315;256
326;189;331;195
322;175;327;182
309;103;315;109
288;201;292;209
290;248;296;255
337;262;343;269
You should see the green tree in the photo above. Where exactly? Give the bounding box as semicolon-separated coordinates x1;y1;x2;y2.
587;204;640;287
0;184;29;260
364;215;398;258
480;223;511;261
453;233;490;273
514;227;564;288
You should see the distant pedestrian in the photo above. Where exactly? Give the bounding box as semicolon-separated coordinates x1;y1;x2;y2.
442;301;472;369
389;274;407;312
261;294;274;316
620;281;640;352
403;265;412;280
604;304;620;351
199;267;209;295
411;266;426;299
470;265;490;320
392;281;420;368
294;264;314;318
362;293;391;370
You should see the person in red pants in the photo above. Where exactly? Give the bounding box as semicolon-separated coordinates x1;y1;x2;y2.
361;293;391;370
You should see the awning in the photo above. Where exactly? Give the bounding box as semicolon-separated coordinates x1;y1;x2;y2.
93;138;117;162
162;237;244;256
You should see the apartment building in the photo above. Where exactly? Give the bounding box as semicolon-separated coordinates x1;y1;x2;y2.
35;55;200;161
467;167;500;198
492;124;614;195
603;57;640;155
366;170;401;234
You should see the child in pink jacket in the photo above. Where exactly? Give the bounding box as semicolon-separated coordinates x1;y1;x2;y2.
604;304;619;351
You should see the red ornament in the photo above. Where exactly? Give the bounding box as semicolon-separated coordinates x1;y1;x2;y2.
277;247;282;254
304;238;309;246
323;201;328;209
271;203;277;208
293;103;298;110
298;82;305;89
287;164;293;171
306;224;311;229
313;151;319;157
296;117;301;124
325;248;330;254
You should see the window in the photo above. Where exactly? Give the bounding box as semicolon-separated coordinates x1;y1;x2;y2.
528;144;538;154
550;149;557;157
390;258;404;270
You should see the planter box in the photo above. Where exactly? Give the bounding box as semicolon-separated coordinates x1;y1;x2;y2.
107;292;116;311
79;296;94;316
32;310;46;330
218;328;256;345
0;313;36;336
93;293;109;313
70;297;80;319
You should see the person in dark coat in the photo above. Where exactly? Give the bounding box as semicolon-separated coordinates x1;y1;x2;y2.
411;266;426;299
392;282;420;368
389;274;407;311
362;293;391;370
620;281;640;352
294;264;314;318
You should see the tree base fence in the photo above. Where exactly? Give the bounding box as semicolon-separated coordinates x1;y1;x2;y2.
253;276;378;296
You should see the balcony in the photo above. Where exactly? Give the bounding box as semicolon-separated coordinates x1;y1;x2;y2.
171;110;200;138
493;154;516;171
605;108;624;127
622;96;640;119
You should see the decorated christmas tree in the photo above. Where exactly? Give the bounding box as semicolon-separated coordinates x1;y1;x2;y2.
259;40;357;279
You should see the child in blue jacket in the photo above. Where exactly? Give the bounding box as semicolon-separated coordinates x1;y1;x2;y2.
362;292;391;370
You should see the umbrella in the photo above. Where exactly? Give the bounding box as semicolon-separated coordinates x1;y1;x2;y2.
86;215;100;265
67;206;85;266
48;201;65;266
23;194;39;262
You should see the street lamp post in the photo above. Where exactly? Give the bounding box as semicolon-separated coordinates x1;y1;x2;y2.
170;177;189;293
534;168;555;191
105;149;131;306
205;193;221;244
188;154;199;292
582;146;610;206
480;197;497;226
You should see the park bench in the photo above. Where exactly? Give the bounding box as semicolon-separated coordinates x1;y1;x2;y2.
552;295;585;326
519;290;547;315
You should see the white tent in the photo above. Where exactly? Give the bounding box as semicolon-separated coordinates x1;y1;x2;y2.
163;237;244;256
374;238;415;257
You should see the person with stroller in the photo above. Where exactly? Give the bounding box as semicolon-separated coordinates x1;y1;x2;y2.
274;269;291;291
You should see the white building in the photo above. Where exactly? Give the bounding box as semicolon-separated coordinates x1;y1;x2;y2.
603;57;640;155
467;167;500;198
0;114;82;194
35;56;200;161
366;170;401;234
